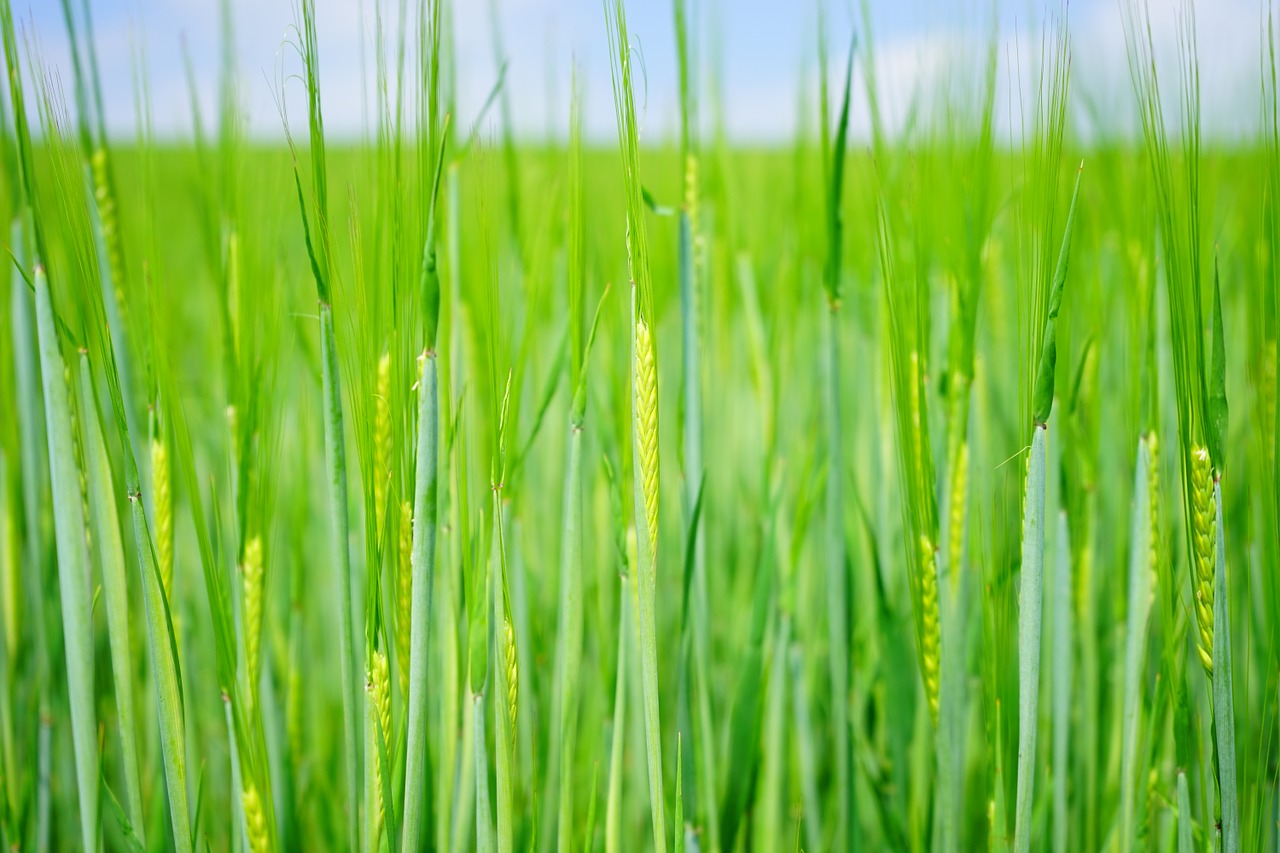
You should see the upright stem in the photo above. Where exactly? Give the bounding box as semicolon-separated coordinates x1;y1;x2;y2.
1212;482;1238;852
451;682;476;853
474;692;495;853
493;500;515;853
33;268;99;853
938;434;969;852
9;222;52;853
435;500;460;853
77;354;145;841
1014;425;1046;853
824;302;852;850
226;696;249;852
320;300;360;851
936;502;955;852
0;456;12;834
1121;438;1153;846
759;616;789;848
1051;510;1072;853
403;352;440;850
1176;770;1192;853
555;426;584;852
678;204;715;853
791;643;822;853
129;490;191;852
633;509;667;853
1079;490;1100;849
605;572;631;853
632;297;667;853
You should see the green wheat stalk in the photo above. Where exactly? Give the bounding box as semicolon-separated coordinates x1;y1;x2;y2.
400;2;449;837
606;2;669;848
32;266;99;853
1125;3;1239;846
77;352;145;841
282;2;360;845
819;15;856;846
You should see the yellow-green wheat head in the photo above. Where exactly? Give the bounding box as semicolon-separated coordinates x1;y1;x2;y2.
684;153;699;224
918;534;941;724
634;315;659;549
374;352;391;539
242;782;269;853
1265;341;1278;467
909;351;924;489
947;441;969;597
1190;445;1215;675
1074;537;1093;625
945;366;969;464
90;147;125;310
286;663;302;764
2;502;15;661
227;230;241;361
152;437;173;601
242;535;264;694
504;618;519;738
370;648;391;741
369;648;392;845
397;500;413;693
684;154;705;274
1147;432;1160;596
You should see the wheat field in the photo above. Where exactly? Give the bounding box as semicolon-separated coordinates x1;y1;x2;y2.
0;0;1278;850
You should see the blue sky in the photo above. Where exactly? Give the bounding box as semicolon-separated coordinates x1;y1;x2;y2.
19;0;1271;143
